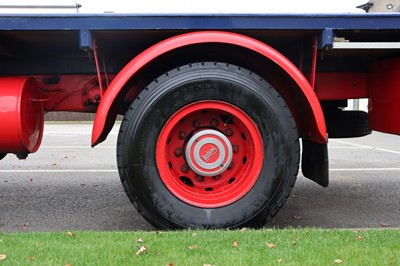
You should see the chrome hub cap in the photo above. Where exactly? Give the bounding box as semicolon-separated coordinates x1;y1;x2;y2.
185;129;233;176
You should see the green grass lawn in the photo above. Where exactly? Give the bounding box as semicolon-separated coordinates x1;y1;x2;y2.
0;229;399;265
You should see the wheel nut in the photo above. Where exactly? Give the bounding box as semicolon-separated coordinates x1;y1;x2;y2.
178;130;187;139
232;144;239;153
213;174;222;180
225;128;233;137
174;148;183;157
210;118;219;127
192;120;201;128
195;175;204;182
181;164;190;173
228;162;235;169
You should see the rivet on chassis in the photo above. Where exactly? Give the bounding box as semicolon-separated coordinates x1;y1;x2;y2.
225;128;233;137
178;130;187;139
232;144;239;153
181;164;190;173
174;148;183;157
228;162;235;169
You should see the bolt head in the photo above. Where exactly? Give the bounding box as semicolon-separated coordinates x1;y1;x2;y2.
225;128;233;137
232;144;239;153
192;120;201;128
195;175;204;182
213;174;222;180
210;118;219;127
181;164;189;173
174;148;183;157
178;130;187;139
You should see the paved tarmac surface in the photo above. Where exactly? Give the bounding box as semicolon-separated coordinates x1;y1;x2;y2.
1;123;399;232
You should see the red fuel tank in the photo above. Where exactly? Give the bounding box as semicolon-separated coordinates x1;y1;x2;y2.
0;77;44;155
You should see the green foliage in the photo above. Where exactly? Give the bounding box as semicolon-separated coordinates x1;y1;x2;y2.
0;229;399;265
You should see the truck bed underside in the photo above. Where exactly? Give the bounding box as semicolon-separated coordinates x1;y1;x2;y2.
0;13;399;135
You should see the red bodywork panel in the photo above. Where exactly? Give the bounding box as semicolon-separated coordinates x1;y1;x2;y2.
91;31;327;146
315;72;368;100
368;58;400;134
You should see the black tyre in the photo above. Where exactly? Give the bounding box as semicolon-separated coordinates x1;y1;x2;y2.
325;109;371;138
117;62;299;229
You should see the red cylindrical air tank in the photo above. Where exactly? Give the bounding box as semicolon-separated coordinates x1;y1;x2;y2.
0;77;44;155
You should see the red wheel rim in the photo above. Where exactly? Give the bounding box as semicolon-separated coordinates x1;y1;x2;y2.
156;100;263;208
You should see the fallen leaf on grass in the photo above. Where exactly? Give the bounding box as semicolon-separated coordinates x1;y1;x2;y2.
356;236;363;241
135;245;147;256
240;227;247;232
335;259;343;264
136;238;144;243
20;222;29;229
192;233;197;237
203;264;214;266
67;231;76;237
189;245;198;250
0;254;6;261
381;223;390;227
30;256;36;261
232;240;239;247
155;230;161;235
277;258;283;263
64;264;72;266
166;262;174;266
292;215;301;220
266;243;277;249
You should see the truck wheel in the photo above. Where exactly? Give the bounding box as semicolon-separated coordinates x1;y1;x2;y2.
117;62;299;229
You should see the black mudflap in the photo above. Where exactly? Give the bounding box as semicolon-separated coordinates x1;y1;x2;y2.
301;139;329;187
